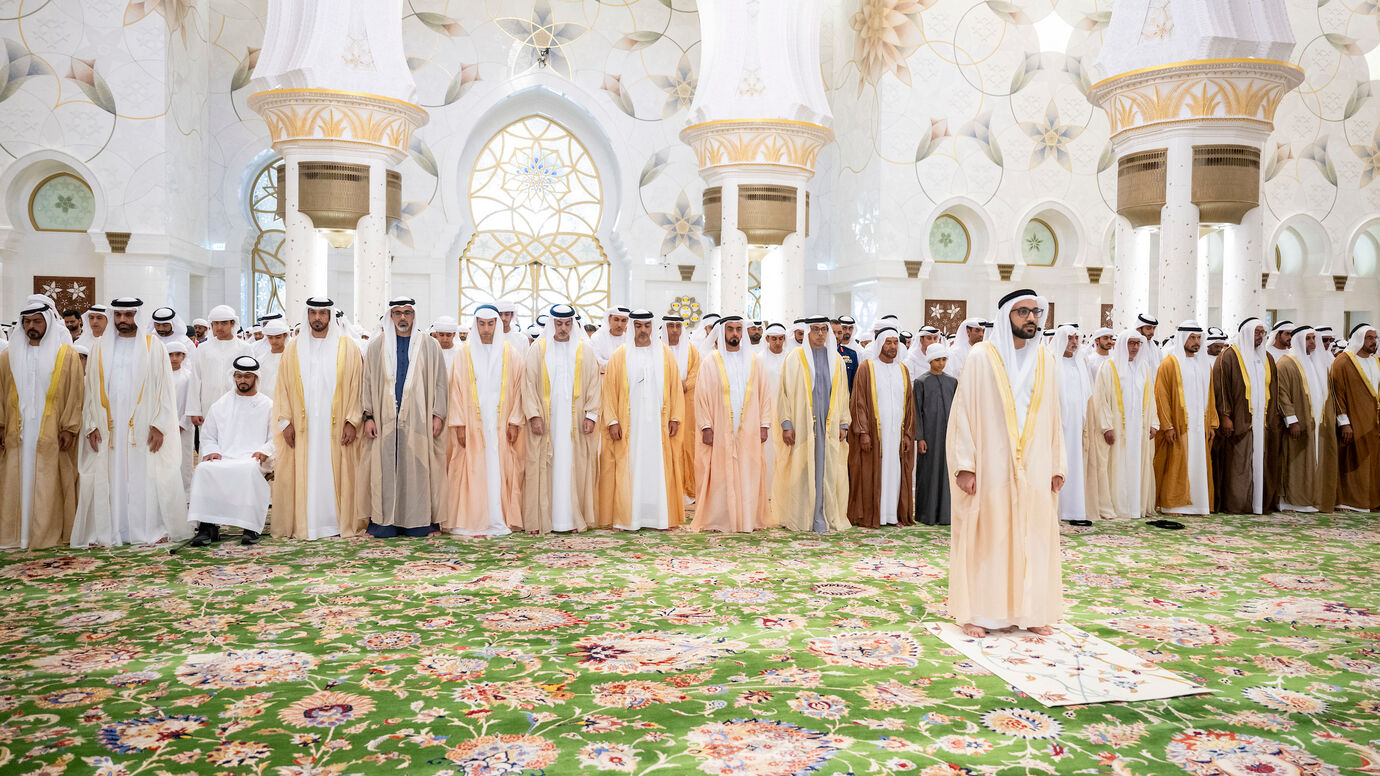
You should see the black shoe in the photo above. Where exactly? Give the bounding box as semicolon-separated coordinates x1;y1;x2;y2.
190;524;219;547
240;530;261;546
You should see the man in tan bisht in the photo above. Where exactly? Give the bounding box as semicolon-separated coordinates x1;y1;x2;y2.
1331;323;1379;512
1153;321;1218;518
0;295;82;549
1275;325;1326;512
773;315;851;533
693;315;772;533
360;298;449;537
446;305;526;537
1211;318;1272;514
271;298;365;540
947;289;1065;639
599;310;683;530
846;326;915;528
659;313;700;500
1309;331;1340;512
1088;330;1157;519
521;304;600;534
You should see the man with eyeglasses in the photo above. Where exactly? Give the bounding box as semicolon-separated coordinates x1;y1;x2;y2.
946;289;1066;639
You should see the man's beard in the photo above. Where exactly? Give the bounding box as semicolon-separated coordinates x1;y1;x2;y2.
310;321;328;332
236;381;256;394
1011;322;1037;340
749;333;761;344
726;336;741;347
635;336;650;346
25;329;42;341
115;323;137;334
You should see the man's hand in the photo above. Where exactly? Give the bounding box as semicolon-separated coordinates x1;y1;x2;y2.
760;426;769;443
839;428;847;442
608;423;623;442
1219;417;1233;437
433;416;444;439
363;418;378;440
1163;427;1178;444
252;452;268;463
1341;423;1354;445
783;428;796;446
455;427;466;448
147;427;164;453
88;429;102;452
956;470;977;495
283;422;296;449
858;432;872;452
918;439;928;455
668;420;679;438
1149;428;1158;440
0;426;5;452
529;417;545;437
1052;475;1065;493
190;416;204;427
506;423;521;444
581;418;595;435
340;422;357;447
701;427;713;447
1103;429;1116;445
902;439;913;456
1288;422;1302;439
203;453;222;462
59;430;75;452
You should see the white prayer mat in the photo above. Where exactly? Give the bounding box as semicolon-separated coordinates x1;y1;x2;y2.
924;621;1213;707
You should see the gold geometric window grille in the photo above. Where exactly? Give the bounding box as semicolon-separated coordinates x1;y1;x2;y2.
460;115;609;322
249;161;286;320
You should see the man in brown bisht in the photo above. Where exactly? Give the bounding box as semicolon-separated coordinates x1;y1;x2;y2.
1275;325;1326;512
1331;323;1379;512
0;295;83;549
1211;318;1273;514
846;327;915;528
521;304;600;534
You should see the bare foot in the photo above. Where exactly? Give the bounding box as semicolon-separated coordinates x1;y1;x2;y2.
960;623;987;638
1028;625;1055;636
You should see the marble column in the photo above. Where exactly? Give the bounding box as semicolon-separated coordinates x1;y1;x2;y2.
1159;139;1200;327
1113;217;1152;330
1221;206;1263;330
353;157;391;324
280;154;328;321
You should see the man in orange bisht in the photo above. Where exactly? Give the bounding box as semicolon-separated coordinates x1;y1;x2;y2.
773;315;852;532
598;310;683;530
947;289;1066;639
1153;321;1218;518
446;304;525;538
270;298;364;540
660;313;700;499
693;315;771;532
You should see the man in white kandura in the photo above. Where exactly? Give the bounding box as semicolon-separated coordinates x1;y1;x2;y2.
188;304;253;433
1053;323;1093;524
188;356;275;546
590;306;631;369
72;298;189;547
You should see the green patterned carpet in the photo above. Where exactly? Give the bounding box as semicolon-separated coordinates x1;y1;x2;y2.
2;512;1379;776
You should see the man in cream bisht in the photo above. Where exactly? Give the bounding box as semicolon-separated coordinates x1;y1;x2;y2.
1089;329;1157;519
599;310;684;530
188;356;275;546
947;289;1065;639
73;298;189;546
589;306;631;368
660;313;700;499
521;304;600;534
773;315;851;532
1153;322;1218;517
846;327;915;528
0;295;83;550
693;315;771;532
1052;323;1093;524
1275;325;1325;512
270;298;365;540
446;304;526;537
187;304;253;429
360;297;449;537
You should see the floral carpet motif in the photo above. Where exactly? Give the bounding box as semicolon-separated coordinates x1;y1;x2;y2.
1;512;1378;775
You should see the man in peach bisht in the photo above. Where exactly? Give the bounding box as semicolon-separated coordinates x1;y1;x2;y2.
521;304;600;534
660;313;700;500
270;298;365;540
947;289;1066;639
446;304;526;537
693;315;772;532
0;294;82;549
773;315;851;532
598;310;683;530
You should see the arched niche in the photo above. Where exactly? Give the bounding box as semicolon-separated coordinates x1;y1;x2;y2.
1014;201;1086;267
922;197;994;265
1268;214;1330;276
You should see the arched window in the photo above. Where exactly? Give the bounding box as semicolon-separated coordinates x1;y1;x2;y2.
248;161;286;319
1021;218;1059;266
928;214;971;263
29;172;95;232
460;116;609;320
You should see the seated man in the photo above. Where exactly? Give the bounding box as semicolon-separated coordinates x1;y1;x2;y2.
189;356;275;546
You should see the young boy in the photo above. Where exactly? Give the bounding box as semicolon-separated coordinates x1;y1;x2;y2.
913;343;958;525
168;342;201;493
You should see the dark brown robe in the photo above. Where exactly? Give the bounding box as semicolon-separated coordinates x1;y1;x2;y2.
1264;352;1285;512
846;359;916;528
1274;354;1316;510
1211;347;1275;514
1330;353;1380;511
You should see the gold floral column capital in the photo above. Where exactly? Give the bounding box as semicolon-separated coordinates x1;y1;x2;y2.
1088;58;1304;142
247;88;429;160
679;119;834;178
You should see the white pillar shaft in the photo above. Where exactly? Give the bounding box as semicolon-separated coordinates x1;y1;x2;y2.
354;159;390;325
777;230;805;323
282;155;328;320
714;181;751;314
1222;206;1263;329
1159;140;1199;327
1113;218;1151;330
1195;232;1212;324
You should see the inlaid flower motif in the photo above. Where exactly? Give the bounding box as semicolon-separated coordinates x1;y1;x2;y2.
789;691;849;720
494;0;586;77
981;708;1062;740
504;143;569;209
66;57;117;114
1019;101;1084;171
1352;126;1380;188
1;38;54;104
280;690;375;727
850;0;927;94
650;191;704;259
651;53;696;118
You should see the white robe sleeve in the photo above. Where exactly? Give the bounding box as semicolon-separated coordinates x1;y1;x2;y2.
201;402;222;458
